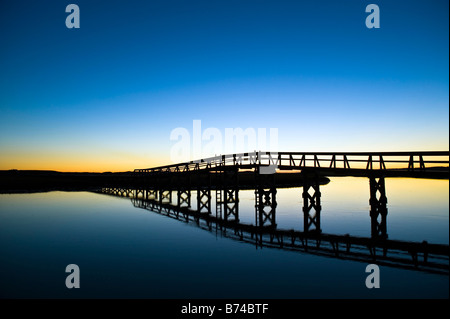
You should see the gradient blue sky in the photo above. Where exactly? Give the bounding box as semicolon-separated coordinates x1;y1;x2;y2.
0;0;448;171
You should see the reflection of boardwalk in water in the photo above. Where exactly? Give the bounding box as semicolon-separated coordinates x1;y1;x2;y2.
98;187;449;276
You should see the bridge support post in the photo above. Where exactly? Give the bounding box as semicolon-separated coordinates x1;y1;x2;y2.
197;188;211;213
197;173;212;214
222;168;239;222
135;189;144;199
369;176;388;239
146;189;157;201
177;188;191;208
302;171;322;233
255;170;277;228
159;190;172;204
176;172;191;208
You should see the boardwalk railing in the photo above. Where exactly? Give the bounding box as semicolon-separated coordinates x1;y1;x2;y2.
134;151;449;175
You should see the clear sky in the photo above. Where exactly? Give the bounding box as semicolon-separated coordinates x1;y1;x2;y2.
0;0;448;172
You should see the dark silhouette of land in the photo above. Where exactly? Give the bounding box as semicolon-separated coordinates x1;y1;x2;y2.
2;167;448;194
0;170;133;193
0;170;329;193
2;151;447;193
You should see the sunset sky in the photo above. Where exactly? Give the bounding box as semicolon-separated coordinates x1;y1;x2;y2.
1;0;448;172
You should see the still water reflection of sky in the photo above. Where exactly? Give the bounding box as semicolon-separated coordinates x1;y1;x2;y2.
0;177;448;298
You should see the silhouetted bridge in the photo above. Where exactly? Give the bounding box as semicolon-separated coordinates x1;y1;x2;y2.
99;151;448;274
134;151;449;177
130;151;448;238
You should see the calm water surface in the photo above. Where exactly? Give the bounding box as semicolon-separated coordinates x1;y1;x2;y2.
0;177;448;298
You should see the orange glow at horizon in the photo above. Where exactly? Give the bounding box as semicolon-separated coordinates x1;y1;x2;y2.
1;148;448;173
0;150;167;172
